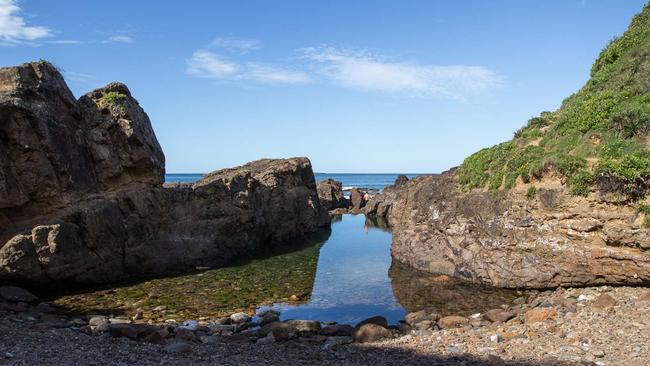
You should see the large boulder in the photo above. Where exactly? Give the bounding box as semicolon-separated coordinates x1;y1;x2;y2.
383;170;650;289
0;63;164;221
0;62;329;286
316;179;348;210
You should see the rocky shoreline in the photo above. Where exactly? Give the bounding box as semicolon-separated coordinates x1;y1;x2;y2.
0;62;329;287
1;284;648;365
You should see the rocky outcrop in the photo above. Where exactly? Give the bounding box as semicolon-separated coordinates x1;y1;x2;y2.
0;62;329;286
369;170;650;289
316;179;348;210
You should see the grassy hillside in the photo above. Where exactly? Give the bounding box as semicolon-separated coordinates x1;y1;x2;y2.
459;3;650;198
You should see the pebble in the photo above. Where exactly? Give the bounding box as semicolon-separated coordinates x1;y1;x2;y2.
230;312;251;324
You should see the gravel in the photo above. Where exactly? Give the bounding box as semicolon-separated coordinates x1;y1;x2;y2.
0;286;648;365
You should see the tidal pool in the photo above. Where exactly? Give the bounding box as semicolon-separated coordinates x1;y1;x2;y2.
47;214;519;325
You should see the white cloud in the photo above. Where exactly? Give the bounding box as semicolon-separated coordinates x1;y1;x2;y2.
302;47;501;99
210;37;261;53
0;0;50;44
63;71;94;83
186;50;310;85
105;35;133;43
246;63;311;84
47;39;82;45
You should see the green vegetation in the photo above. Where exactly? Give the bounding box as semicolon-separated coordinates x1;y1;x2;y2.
527;186;537;200
47;240;324;321
102;91;127;104
639;204;650;227
459;3;650;198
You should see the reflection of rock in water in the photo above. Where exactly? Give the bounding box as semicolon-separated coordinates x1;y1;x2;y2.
48;228;331;322
364;215;390;232
330;214;343;224
388;261;519;317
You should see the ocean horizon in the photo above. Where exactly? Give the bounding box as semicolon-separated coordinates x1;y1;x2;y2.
165;172;430;191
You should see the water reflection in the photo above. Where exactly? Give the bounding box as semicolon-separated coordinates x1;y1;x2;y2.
260;214;519;325
258;214;405;324
389;262;519;317
48;213;519;325
46;229;330;321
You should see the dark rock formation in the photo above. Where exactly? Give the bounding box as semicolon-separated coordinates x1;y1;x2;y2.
349;188;366;212
316;179;348;210
369;170;650;289
0;62;329;286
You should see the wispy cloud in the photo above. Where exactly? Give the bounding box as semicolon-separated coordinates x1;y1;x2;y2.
47;39;82;45
210;37;261;53
105;34;133;44
63;71;94;83
0;0;50;45
186;50;310;84
301;47;501;99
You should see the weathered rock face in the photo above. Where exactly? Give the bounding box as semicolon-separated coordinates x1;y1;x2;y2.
316;179;348;210
369;170;650;289
0;62;329;286
349;188;366;212
0;62;165;232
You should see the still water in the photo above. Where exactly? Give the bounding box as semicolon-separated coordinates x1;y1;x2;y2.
49;214;518;325
257;214;518;324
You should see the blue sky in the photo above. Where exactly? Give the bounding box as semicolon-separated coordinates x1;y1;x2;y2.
1;0;647;173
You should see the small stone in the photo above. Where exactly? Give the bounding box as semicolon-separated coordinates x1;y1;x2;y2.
319;324;354;337
592;349;605;358
513;297;526;305
285;320;321;334
174;327;198;342
577;294;592;302
592;294;616;310
230;312;251;324
490;334;503;343
271;323;297;341
289;294;300;301
108;324;140;339
213;316;231;325
356;315;388;329
353;323;393;343
181;320;199;331
152;305;166;312
141;328;168;344
199;335;219;344
438;315;468;329
108;318;131;325
524;308;557;324
484;309;516;323
413;320;435;330
88;316;109;333
258;312;279;326
132;309;143;321
0;286;38;303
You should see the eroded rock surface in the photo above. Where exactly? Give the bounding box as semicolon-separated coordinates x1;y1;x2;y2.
316;179;348;210
368;170;650;289
0;62;328;286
